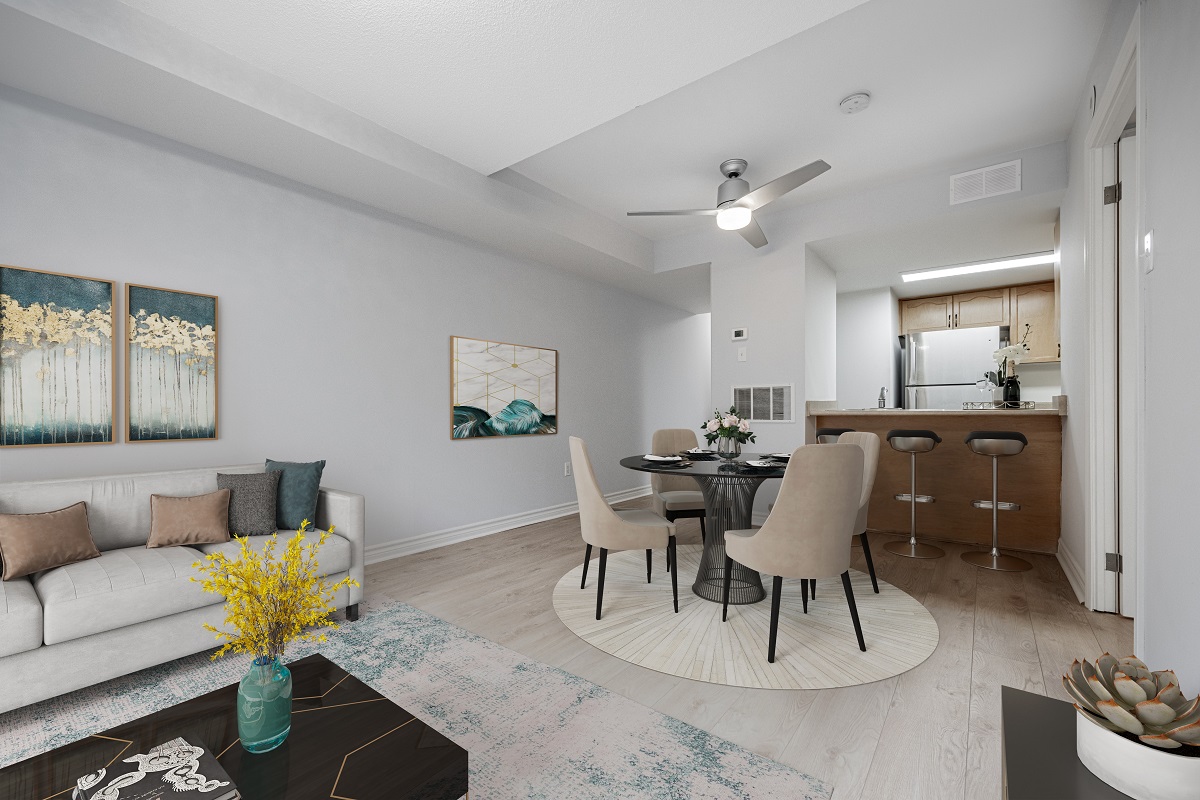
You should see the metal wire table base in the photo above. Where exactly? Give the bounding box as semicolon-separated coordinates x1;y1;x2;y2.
692;472;769;604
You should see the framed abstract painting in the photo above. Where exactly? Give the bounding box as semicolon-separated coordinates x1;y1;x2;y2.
127;284;218;442
451;336;557;438
0;264;115;446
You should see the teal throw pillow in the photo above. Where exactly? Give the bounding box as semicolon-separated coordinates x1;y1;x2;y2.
265;459;326;530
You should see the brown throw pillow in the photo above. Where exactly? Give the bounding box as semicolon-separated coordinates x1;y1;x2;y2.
147;490;232;548
0;502;101;581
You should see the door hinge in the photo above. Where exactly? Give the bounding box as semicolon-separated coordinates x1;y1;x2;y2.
1105;552;1124;573
1104;182;1122;205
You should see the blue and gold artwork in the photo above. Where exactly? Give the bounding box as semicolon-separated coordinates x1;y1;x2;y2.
451;337;557;438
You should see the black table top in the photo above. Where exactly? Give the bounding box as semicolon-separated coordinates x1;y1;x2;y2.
619;453;787;478
1001;686;1132;799
1;654;468;800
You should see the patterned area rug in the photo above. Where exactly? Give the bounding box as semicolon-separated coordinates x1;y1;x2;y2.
553;545;940;689
0;600;832;799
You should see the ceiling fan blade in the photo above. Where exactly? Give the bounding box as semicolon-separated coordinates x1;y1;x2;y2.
738;218;768;248
627;209;718;216
737;159;831;211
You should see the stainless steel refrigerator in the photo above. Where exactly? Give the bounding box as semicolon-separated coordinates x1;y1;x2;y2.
902;326;1006;409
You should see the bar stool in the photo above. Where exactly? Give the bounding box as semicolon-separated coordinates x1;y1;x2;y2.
961;431;1032;572
884;429;945;559
815;427;855;444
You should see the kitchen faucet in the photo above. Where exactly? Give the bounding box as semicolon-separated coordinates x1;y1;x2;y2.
878;387;888;408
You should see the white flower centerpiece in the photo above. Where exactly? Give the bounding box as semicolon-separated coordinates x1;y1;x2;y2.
986;324;1032;407
701;406;756;461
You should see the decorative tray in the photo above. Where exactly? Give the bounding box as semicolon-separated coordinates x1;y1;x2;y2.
962;401;1038;410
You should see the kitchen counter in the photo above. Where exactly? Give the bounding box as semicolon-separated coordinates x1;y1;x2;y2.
808;401;1065;554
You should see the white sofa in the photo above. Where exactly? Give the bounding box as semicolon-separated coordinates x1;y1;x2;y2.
0;464;365;714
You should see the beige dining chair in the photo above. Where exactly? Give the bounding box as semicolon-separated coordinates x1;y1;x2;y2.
650;428;708;542
721;443;865;662
837;431;882;593
570;436;678;620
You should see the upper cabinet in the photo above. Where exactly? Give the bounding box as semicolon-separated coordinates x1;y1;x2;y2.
1010;282;1058;362
953;288;1009;328
899;281;1059;362
900;295;954;333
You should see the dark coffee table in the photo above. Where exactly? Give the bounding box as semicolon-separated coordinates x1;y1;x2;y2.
0;654;468;800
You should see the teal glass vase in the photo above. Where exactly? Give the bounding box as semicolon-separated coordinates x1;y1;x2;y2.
237;656;293;753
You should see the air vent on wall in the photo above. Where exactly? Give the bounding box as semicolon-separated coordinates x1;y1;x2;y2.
732;384;794;423
950;159;1021;205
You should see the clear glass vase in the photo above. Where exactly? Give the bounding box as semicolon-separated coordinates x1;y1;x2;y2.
717;436;741;461
237;656;293;754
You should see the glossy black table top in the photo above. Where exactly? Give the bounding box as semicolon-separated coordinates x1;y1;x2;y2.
0;654;468;800
619;453;787;478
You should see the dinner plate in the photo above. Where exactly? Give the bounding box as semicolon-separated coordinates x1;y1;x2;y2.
685;448;716;454
643;454;683;462
744;460;779;468
768;453;792;460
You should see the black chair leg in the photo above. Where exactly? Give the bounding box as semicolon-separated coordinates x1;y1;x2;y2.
595;548;608;621
810;578;816;599
841;570;867;652
768;575;783;663
721;555;733;621
580;543;592;589
699;516;706;543
860;532;880;594
801;577;808;614
669;536;678;613
646;549;652;583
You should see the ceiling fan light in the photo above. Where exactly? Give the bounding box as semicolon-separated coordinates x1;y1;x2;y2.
716;206;752;231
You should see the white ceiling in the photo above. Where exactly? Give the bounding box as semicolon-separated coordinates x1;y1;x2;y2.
114;0;870;175
511;0;1113;240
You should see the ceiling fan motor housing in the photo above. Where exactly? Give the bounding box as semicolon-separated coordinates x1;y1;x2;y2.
717;177;750;206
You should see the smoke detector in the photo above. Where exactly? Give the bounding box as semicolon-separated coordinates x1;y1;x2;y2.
839;92;871;114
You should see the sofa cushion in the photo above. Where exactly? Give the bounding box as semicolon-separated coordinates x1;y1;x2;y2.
0;576;43;657
196;531;351;578
217;471;280;536
34;545;219;645
0;501;101;580
147;490;231;548
265;459;325;530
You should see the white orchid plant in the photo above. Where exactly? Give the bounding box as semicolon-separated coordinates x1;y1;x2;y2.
985;324;1032;387
701;406;757;445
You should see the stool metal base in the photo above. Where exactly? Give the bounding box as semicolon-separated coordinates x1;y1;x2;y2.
961;550;1032;572
884;539;945;559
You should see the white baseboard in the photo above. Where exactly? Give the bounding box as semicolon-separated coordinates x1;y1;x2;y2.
1057;539;1087;605
364;484;651;565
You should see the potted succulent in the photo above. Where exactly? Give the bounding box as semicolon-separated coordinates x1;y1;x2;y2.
701;406;756;461
1063;654;1200;799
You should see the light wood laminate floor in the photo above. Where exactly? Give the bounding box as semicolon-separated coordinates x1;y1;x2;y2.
366;498;1132;800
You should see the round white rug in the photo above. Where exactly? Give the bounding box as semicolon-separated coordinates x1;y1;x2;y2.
552;544;939;690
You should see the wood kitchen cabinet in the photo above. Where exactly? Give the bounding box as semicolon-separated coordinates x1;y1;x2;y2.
1010;282;1058;361
900;295;953;332
953;287;1009;328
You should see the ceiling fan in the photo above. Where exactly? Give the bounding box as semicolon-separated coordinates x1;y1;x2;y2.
628;158;831;248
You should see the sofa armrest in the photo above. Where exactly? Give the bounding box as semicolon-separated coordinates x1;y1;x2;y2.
315;487;364;606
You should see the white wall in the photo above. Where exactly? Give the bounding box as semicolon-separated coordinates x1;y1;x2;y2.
1013;362;1062;404
639;312;711;446
836;288;900;409
1056;0;1138;603
803;247;836;401
1140;0;1200;686
0;87;710;554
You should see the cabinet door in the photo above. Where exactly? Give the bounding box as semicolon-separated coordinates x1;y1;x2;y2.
953;288;1009;328
901;295;952;333
1011;282;1058;361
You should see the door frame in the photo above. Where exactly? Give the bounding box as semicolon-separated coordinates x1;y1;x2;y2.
1084;8;1143;633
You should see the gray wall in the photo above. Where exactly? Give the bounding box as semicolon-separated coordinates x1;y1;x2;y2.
803;247;837;402
1140;0;1200;686
0;86;710;553
836;288;900;409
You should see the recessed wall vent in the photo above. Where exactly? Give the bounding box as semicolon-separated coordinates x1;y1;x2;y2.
732;384;793;423
950;159;1022;205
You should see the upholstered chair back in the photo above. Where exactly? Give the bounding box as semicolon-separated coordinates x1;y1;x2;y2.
738;444;863;579
570;436;668;551
649;428;701;497
837;432;880;535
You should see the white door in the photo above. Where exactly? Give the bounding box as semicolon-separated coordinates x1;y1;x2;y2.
1115;130;1140;619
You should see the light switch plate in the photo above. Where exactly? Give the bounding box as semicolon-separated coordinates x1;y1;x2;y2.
737;346;747;362
1142;229;1154;273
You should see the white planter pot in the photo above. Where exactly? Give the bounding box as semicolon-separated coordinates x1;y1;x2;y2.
1077;713;1200;800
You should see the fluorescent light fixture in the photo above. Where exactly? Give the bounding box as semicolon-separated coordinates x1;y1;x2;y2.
900;252;1057;283
716;206;752;231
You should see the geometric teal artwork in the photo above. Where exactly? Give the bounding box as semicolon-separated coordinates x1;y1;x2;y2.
451;336;556;438
127;284;217;442
1;264;115;446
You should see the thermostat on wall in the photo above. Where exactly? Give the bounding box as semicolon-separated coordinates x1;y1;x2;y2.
731;327;748;341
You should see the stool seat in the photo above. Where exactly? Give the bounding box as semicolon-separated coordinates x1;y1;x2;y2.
965;430;1028;456
815;427;855;445
887;429;942;453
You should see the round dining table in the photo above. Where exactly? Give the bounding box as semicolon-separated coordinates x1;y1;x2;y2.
619;453;787;605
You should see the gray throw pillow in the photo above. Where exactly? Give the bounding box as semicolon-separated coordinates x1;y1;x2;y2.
265;459;326;530
217;471;281;536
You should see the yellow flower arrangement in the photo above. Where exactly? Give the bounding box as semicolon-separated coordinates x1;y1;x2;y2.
192;519;360;661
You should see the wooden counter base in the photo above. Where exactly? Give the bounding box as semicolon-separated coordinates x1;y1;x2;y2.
812;412;1062;554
